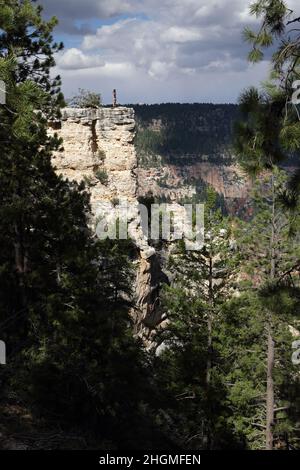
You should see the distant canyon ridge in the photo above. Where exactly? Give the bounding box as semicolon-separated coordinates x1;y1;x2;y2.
132;103;252;217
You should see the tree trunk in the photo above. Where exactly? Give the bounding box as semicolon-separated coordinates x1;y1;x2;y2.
206;315;212;388
266;174;276;450
14;222;28;311
207;250;214;388
205;251;214;450
266;321;275;450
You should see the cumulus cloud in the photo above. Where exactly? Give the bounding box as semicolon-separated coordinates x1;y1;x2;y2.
78;2;255;80
39;0;293;103
57;48;104;70
161;27;203;43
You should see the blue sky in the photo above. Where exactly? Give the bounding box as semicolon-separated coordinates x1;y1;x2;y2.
38;0;297;105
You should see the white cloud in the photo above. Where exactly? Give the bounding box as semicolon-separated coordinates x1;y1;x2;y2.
82;18;138;50
57;48;104;70
148;61;173;80
95;62;135;78
161;27;202;43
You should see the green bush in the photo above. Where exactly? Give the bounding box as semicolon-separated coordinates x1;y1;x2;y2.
68;88;102;109
95;169;109;185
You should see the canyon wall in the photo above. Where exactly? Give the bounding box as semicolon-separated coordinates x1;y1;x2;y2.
137;162;251;216
133;104;252;216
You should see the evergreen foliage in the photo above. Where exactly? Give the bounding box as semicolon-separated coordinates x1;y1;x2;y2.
237;0;300;199
0;0;158;449
133;103;239;166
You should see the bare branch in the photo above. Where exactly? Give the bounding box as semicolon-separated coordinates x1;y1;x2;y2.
287;16;300;26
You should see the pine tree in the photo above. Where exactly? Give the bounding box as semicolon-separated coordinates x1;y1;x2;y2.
243;0;299;80
240;0;300;198
236;169;300;449
0;0;64;323
154;189;241;449
0;2;155;448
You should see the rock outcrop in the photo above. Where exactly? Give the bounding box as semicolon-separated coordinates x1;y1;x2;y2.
49;107;137;205
48;107;161;338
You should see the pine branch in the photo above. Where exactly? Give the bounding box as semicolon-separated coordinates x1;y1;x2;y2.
287;16;300;25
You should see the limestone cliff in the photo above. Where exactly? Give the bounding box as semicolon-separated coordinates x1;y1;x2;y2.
48;107;161;337
49;107;137;208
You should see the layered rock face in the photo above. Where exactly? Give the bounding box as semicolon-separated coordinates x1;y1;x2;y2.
49;107;153;255
48;107;161;338
137;162;251;216
49;107;137;205
133;103;251;216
